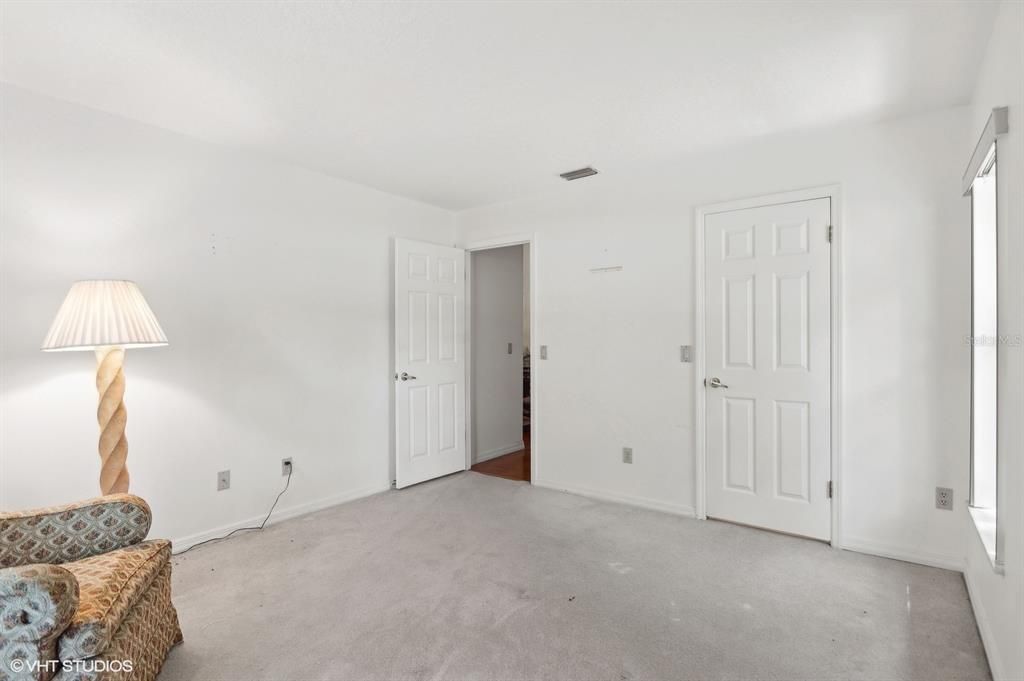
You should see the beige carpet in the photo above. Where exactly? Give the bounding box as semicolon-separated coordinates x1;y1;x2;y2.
162;472;989;681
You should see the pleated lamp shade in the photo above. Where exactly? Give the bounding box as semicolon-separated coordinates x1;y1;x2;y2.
41;280;168;352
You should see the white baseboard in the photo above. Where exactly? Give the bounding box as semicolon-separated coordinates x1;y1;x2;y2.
171;484;389;554
473;441;524;464
533;479;695;518
963;563;1007;681
841;535;964;572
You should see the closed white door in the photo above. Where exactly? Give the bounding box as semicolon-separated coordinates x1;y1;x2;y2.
395;238;466;488
704;198;831;540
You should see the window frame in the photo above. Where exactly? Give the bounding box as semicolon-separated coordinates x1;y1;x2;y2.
962;107;1008;573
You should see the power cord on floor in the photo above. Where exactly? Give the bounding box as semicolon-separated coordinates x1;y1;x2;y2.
175;468;292;555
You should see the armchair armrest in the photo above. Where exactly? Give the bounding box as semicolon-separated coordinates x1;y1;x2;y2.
0;564;78;643
0;495;151;568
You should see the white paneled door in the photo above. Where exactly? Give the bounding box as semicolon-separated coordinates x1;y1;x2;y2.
704;198;831;540
394;238;467;488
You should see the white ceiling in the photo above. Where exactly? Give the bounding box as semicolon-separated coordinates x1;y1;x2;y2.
0;1;999;210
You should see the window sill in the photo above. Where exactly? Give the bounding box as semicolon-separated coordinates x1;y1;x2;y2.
968;506;1004;575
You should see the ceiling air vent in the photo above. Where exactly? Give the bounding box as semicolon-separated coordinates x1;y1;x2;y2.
559;166;598;181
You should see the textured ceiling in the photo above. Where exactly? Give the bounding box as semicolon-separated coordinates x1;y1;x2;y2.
0;1;999;209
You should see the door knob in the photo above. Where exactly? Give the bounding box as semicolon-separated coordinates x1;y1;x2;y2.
399;372;417;381
706;377;729;389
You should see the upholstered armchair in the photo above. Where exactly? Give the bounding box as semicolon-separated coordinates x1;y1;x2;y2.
0;496;181;681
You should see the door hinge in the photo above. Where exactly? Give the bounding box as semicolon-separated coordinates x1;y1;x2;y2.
827;225;833;243
827;480;834;499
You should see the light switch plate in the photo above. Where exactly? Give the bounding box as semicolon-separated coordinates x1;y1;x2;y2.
622;447;633;464
539;345;548;360
217;470;230;491
681;345;693;363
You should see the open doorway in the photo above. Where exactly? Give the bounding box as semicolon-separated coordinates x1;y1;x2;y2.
468;244;531;482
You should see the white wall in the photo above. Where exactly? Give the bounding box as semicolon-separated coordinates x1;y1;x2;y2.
457;105;972;565
470;245;524;462
962;2;1024;679
0;85;455;547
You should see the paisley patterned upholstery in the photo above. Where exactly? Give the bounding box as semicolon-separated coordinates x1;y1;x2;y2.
58;541;170;661
0;565;78;642
0;497;152;569
53;564;181;681
0;497;180;681
0;565;78;681
0;637;57;681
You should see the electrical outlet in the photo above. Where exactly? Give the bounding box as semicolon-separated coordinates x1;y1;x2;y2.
282;458;293;476
217;470;230;491
935;486;953;510
622;447;633;464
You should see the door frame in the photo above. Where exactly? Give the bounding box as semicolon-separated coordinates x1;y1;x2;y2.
694;185;843;547
462;233;538;483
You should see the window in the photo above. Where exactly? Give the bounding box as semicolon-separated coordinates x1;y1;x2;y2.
968;140;1001;569
963;108;1007;570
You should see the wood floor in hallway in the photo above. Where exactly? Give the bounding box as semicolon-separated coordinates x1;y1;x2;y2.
471;429;530;481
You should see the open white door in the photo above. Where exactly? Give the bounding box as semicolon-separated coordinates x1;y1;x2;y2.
704;198;831;540
394;238;467;488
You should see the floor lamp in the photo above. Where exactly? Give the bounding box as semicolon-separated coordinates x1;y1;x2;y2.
42;280;168;495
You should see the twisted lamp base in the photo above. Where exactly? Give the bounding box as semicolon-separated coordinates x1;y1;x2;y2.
95;346;130;494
